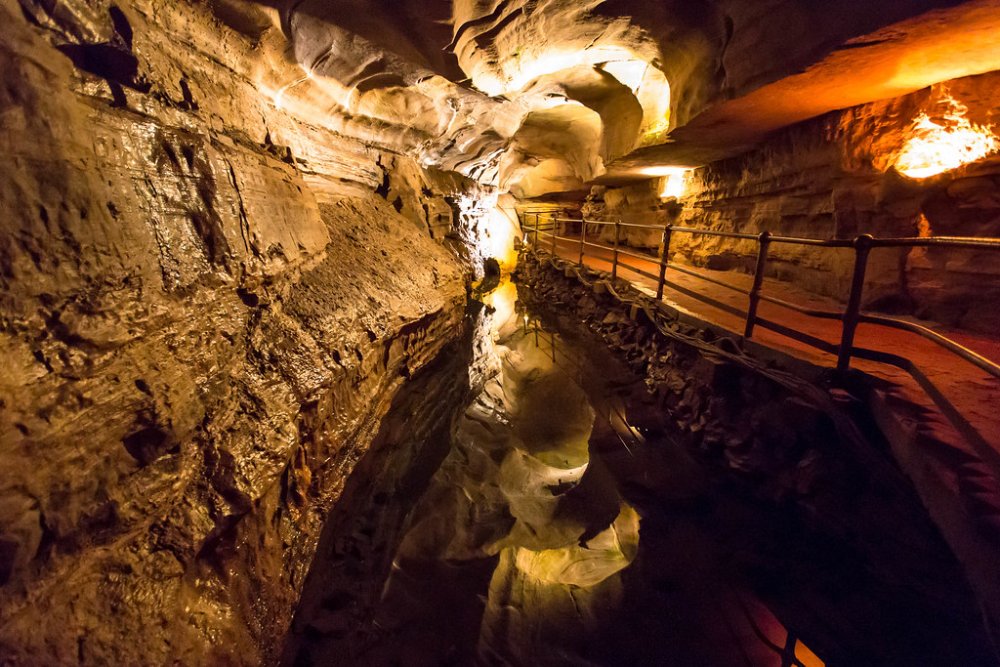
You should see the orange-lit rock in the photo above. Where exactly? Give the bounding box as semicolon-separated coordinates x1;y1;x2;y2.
893;91;999;179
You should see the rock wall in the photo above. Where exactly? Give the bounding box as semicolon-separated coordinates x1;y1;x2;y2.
0;1;505;663
589;70;1000;333
281;299;494;667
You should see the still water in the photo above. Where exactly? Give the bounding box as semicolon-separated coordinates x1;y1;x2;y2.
289;279;994;667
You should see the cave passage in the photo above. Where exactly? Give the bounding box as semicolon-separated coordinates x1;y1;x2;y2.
285;279;994;667
4;1;1000;664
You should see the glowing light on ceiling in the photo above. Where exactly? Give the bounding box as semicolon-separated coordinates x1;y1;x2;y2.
473;47;644;97
637;166;690;199
894;91;999;179
600;59;648;92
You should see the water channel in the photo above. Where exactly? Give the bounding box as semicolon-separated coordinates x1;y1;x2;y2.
287;279;995;667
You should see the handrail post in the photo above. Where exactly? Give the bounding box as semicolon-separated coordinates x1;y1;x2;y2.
533;213;539;249
612;220;621;280
578;216;587;266
744;231;772;338
550;214;557;255
838;234;874;371
656;224;672;300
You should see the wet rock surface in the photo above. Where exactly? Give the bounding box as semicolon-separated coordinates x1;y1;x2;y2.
0;1;494;662
0;190;468;664
2;0;999;664
282;300;489;667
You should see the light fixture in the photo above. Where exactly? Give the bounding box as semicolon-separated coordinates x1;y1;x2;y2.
637;166;690;199
894;91;999;179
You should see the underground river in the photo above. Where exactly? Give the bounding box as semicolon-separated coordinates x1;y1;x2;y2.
284;278;995;667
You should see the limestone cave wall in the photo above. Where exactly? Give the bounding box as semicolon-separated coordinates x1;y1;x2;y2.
0;1;502;663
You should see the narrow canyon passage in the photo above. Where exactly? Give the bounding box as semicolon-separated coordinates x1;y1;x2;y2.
3;0;1000;665
285;280;993;667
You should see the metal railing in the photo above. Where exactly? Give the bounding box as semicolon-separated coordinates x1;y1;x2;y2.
519;209;1000;380
519;316;821;666
519;210;1000;663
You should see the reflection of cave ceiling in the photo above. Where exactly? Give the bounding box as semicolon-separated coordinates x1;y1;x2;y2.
244;0;1000;196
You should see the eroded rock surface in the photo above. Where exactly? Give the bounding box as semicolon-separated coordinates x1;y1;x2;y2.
2;0;1000;663
583;70;1000;333
0;0;498;662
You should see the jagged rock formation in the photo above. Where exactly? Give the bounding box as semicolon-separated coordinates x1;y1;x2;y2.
0;0;498;662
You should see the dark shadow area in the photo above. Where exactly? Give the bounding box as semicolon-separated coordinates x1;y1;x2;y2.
281;303;483;666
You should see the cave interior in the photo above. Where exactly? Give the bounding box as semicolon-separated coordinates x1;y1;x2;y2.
2;0;1000;665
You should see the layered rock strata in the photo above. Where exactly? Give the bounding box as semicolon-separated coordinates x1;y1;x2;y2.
585;70;1000;332
0;0;495;663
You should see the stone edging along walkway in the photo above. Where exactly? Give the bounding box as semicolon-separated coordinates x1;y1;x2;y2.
544;235;1000;461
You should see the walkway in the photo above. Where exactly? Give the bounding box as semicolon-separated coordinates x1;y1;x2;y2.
537;235;1000;571
545;236;999;441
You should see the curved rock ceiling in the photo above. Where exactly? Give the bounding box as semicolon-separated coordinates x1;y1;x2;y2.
245;0;1000;196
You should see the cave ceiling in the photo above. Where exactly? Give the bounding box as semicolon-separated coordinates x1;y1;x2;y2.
238;0;1000;195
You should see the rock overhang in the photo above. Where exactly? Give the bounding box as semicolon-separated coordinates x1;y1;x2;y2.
240;0;1000;198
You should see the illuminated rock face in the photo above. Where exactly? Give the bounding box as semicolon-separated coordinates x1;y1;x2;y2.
591;70;1000;333
0;1;502;663
251;0;1000;198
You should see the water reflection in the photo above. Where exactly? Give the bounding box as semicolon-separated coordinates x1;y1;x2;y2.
370;280;825;666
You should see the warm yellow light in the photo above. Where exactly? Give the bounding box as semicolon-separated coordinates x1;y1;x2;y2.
484;280;518;335
660;172;688;199
894;92;999;179
637;167;690;198
263;68;312;112
512;502;640;587
473;48;645;97
456;194;520;270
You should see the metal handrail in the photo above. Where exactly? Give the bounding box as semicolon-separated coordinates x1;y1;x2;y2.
670;225;761;241
872;236;1000;250
582;220;665;230
519;213;1000;382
